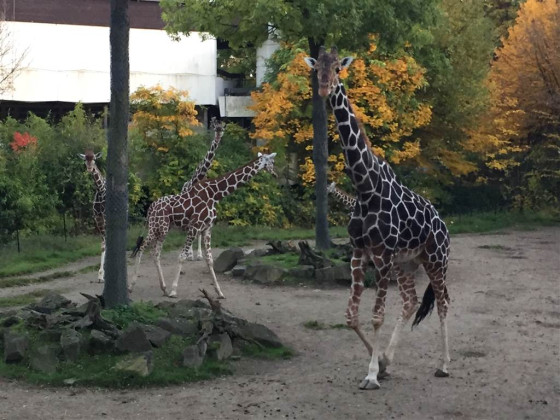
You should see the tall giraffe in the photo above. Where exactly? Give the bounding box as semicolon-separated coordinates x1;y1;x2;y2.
327;181;356;213
181;117;226;261
78;150;106;283
130;152;277;298
305;47;451;390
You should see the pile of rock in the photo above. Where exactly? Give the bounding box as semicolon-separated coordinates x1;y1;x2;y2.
214;241;354;286
0;292;283;377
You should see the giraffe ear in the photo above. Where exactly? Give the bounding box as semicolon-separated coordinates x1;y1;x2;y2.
303;57;316;69
258;152;262;157
340;57;354;69
94;152;102;159
77;153;86;159
270;153;277;158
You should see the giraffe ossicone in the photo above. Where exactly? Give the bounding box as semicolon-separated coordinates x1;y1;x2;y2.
305;46;451;390
130;152;277;299
79;150;106;283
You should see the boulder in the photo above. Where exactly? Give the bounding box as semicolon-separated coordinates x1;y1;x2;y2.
28;293;72;314
142;324;171;348
156;318;199;337
115;323;152;353
114;351;153;377
89;329;115;354
244;265;286;284
207;333;233;361
230;321;283;348
315;264;351;285
30;344;59;374
163;299;213;320
3;331;29;363
214;247;245;273
231;265;247;277
60;328;82;361
288;265;315;280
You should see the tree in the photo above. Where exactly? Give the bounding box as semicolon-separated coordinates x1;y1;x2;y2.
103;0;130;308
0;11;26;94
467;0;560;210
161;0;440;249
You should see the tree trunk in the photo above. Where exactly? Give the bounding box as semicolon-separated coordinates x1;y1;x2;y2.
309;39;331;250
103;0;130;307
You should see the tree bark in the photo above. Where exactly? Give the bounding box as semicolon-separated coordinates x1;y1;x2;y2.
309;39;331;250
103;0;130;307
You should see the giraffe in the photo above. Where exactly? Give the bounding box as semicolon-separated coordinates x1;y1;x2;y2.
78;150;106;283
327;181;356;213
305;47;451;390
181;117;226;261
130;152;277;299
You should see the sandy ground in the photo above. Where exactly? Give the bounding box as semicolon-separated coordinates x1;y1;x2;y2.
0;227;559;420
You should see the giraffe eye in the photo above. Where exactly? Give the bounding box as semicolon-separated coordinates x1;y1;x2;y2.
335;67;341;73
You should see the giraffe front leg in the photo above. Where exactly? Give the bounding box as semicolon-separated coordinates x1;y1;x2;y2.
152;241;169;296
196;234;203;261
97;238;106;283
346;249;373;355
359;256;391;391
202;228;225;299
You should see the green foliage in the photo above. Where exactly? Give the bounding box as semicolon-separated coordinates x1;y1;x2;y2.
101;301;167;329
0;289;57;308
239;343;294;360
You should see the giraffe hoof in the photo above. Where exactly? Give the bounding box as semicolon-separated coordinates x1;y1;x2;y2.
166;291;177;298
435;369;449;378
359;378;380;390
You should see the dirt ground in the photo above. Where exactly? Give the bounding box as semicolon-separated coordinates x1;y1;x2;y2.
0;227;559;420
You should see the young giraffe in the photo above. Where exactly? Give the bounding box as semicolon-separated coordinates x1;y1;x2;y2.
327;181;356;214
78;150;106;283
130;152;277;298
305;47;451;390
181;117;226;261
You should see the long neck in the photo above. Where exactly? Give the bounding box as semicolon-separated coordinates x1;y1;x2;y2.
207;159;262;201
331;187;356;210
182;129;223;193
329;83;382;197
90;165;106;193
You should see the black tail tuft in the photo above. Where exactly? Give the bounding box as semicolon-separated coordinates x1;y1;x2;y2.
131;236;144;258
412;283;435;329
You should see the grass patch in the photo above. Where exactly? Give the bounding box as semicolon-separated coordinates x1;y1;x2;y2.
101;301;168;329
256;253;300;269
445;210;559;234
240;343;294;360
0;289;59;308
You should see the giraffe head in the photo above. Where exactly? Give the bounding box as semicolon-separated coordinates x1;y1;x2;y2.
257;152;277;177
304;46;353;98
78;150;102;173
327;182;337;194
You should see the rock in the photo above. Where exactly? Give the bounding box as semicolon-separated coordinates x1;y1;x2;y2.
60;328;82;361
1;314;20;328
115;323;152;353
30;344;59;374
207;333;233;361
89;329;115;354
230;321;283;348
244;265;286;284
3;331;29;363
28;293;72;314
38;328;63;343
114;351;153;377
182;344;204;368
315;264;351;285
231;265;247;277
142;324;171;348
156;318;199;337
163;299;213;320
247;248;269;258
214;247;245;273
288;265;315;279
22;310;48;329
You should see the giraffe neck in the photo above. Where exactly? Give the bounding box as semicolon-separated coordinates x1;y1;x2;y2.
182;128;224;193
91;165;106;194
204;159;263;201
331;187;356;210
329;83;382;197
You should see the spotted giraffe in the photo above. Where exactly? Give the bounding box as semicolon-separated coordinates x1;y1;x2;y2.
181;118;226;261
305;47;451;390
130;152;277;299
78;150;106;283
327;181;356;215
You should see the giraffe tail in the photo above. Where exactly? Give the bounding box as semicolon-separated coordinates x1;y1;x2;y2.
412;283;435;329
131;236;144;258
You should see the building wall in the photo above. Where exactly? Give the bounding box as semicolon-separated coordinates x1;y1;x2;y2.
1;21;217;105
